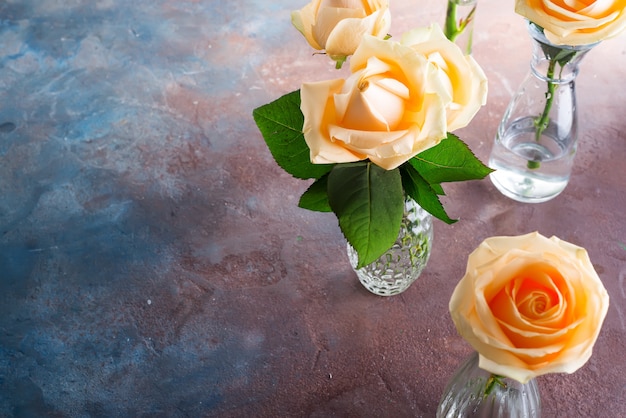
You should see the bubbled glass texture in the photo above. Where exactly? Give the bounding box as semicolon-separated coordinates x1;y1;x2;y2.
347;197;433;296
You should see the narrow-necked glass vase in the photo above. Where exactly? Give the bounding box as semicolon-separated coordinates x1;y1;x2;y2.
437;352;542;418
488;22;597;203
346;195;433;296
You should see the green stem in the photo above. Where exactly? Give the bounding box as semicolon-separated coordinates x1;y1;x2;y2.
484;374;507;397
334;56;347;70
444;1;476;54
527;56;557;170
444;1;459;42
534;58;557;141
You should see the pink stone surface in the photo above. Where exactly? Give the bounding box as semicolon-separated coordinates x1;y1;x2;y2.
0;0;625;416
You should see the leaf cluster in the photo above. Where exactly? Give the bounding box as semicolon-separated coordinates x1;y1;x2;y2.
252;90;492;267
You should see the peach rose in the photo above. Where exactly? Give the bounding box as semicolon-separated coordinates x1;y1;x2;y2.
449;232;609;383
300;26;487;170
291;0;391;62
515;0;626;45
401;25;488;132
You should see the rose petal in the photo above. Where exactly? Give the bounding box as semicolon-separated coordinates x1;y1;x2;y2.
490;263;572;329
301;79;365;164
291;1;324;50
401;24;488;131
497;316;583;349
335;59;409;131
324;8;390;58
328;125;408;149
515;0;626;45
315;7;367;54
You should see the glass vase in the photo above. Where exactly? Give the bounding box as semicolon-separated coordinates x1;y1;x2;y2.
444;0;478;55
346;196;433;296
437;352;542;418
488;21;596;203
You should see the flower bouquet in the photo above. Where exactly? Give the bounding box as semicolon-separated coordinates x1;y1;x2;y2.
438;232;610;416
253;0;491;270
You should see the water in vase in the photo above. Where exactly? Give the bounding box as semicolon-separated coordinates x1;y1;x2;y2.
489;116;575;203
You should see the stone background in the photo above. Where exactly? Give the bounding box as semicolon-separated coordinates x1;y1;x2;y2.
1;0;625;416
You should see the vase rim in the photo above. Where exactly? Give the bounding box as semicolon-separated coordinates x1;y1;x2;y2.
526;20;599;51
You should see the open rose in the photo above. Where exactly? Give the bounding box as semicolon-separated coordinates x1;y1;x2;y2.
449;232;609;383
291;0;391;62
300;26;487;170
401;24;488;132
515;0;626;45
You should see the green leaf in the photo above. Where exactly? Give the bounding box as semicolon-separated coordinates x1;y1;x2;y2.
298;175;332;212
252;90;333;179
431;183;445;195
327;162;404;268
400;163;456;224
409;133;493;184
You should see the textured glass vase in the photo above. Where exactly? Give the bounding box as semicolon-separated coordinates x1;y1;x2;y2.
347;196;433;296
444;0;478;55
437;352;541;418
489;21;596;203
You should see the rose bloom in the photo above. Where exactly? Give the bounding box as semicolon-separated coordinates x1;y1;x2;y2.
291;0;391;61
515;0;626;45
449;232;609;384
300;25;487;170
401;25;488;132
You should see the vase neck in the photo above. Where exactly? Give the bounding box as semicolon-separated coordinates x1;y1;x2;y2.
527;21;596;83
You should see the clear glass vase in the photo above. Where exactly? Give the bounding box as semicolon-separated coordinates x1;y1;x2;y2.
346;196;433;296
437;352;542;418
488;21;596;203
444;0;478;55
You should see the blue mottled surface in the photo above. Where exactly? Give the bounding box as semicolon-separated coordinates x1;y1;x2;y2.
1;1;626;417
